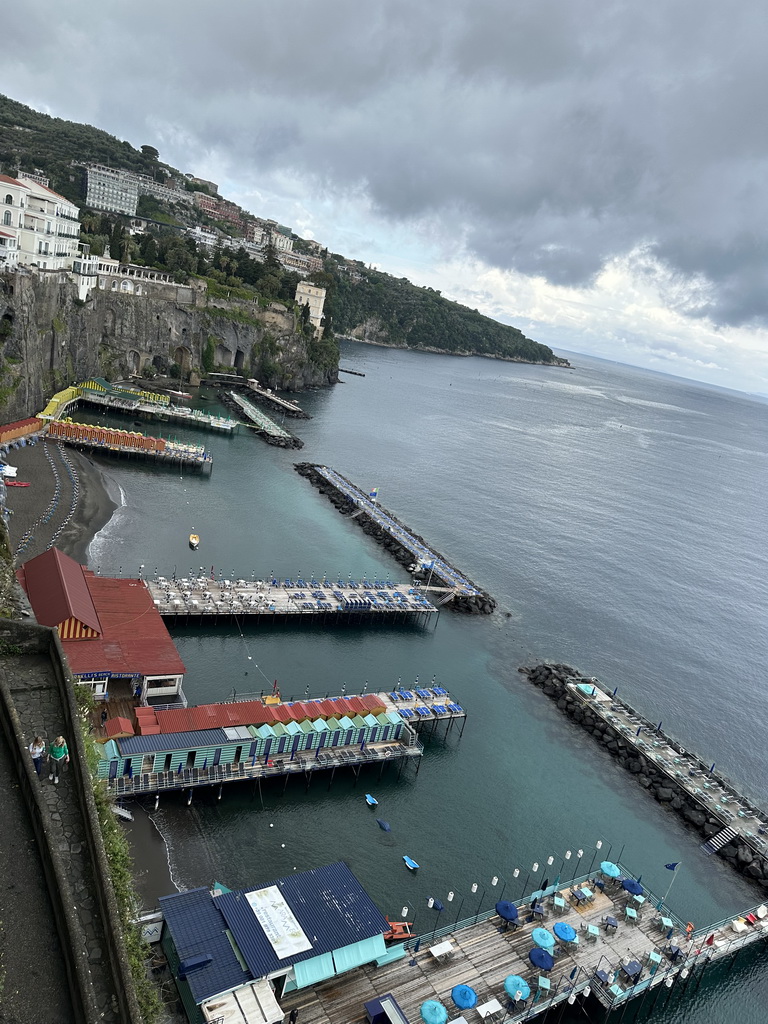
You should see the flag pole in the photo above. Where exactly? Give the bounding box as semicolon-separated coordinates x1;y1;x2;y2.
662;863;681;908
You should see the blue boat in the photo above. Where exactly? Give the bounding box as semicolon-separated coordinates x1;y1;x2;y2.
403;855;420;870
365;794;378;806
376;819;391;832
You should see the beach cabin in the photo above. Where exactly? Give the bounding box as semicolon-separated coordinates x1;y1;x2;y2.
160;862;397;1024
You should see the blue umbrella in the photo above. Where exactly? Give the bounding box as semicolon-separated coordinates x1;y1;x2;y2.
553;921;577;942
601;860;621;878
496;900;519;922
420;1001;448;1024
504;976;531;1000
451;986;477;1010
622;879;644;896
529;948;554;971
376;819;391;832
532;927;555;949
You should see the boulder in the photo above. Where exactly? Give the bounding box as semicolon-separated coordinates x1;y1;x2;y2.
655;787;675;802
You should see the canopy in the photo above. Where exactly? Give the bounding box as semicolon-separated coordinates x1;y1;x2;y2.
621;879;644;896
528;948;554;971
531;927;555;949
495;900;519;922
553;921;577;942
601;860;621;878
504;976;531;1000
451;985;478;1010
420;1000;448;1024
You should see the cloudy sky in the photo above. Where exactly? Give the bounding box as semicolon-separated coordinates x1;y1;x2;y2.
5;1;768;392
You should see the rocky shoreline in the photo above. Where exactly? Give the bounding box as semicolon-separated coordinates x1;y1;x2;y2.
338;335;571;367
521;663;768;891
295;462;495;614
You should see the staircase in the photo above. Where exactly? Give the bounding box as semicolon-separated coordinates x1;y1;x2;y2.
701;825;738;855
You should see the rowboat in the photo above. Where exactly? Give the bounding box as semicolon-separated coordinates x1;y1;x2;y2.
403;855;419;870
189;533;200;550
365;793;378;806
383;917;413;941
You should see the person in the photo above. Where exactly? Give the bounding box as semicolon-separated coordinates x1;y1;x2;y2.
29;735;45;776
48;735;69;784
100;709;108;728
289;1009;298;1024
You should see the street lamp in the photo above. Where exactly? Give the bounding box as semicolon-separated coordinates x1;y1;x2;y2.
574;848;584;877
589;840;604;875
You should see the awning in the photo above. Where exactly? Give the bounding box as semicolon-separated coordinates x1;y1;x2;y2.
201;978;283;1024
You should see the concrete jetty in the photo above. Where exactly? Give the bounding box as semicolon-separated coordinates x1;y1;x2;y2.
522;663;768;892
145;574;437;625
222;391;304;448
202;372;310;419
295;463;496;614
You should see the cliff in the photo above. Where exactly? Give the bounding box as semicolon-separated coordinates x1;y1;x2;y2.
0;270;338;422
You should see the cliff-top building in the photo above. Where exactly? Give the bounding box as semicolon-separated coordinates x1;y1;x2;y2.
85;164;139;216
1;173;84;273
295;281;326;335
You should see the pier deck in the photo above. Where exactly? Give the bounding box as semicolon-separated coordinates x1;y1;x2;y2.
50;433;213;473
78;391;237;433
224;391;303;448
146;577;437;623
280;871;768;1024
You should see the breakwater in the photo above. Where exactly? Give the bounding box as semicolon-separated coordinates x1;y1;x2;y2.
220;391;303;448
522;663;768;891
295;463;495;614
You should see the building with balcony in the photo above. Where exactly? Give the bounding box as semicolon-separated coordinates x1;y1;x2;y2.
1;173;83;273
295;281;326;335
85;164;139;216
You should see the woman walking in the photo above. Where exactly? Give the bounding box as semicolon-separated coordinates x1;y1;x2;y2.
48;735;69;784
28;735;45;776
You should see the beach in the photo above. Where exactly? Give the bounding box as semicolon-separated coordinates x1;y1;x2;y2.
3;441;118;565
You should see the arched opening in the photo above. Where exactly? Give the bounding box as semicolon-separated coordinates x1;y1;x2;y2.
172;345;191;373
135;285;142;296
234;349;245;371
4;194;12;205
127;350;141;375
120;279;134;293
2;210;10;226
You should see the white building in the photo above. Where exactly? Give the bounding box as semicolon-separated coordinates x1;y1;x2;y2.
85;164;139;216
295;281;326;335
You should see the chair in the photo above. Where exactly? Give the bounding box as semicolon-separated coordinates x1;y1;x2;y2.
608;985;624;998
625;907;638;925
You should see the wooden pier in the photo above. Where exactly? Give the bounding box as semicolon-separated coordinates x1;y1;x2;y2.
46;423;213;474
222;391;303;448
145;576;438;625
77;390;237;434
295;464;495;614
201;373;310;419
280;868;768;1024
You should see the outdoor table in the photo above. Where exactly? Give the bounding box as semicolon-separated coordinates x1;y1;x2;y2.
604;916;618;931
430;940;455;961
647;950;663;974
553;896;566;910
537;977;551;991
633;894;646;906
622;960;642;982
572;889;587;904
587;925;600;939
660;916;674;931
477;999;503;1019
581;887;594;901
595;969;610;986
625;907;638;923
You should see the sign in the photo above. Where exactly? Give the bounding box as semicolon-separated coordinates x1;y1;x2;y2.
246;885;312;959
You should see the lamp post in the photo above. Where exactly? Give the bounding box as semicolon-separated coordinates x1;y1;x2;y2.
471;882;485;923
588;840;604;875
573;848;584;878
491;874;507;903
427;896;445;940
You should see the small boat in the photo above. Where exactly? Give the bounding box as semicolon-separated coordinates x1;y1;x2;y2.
403;855;419;871
365;793;378;806
189;533;200;550
383;917;413;941
165;389;192;400
5;480;30;487
376;819;391;832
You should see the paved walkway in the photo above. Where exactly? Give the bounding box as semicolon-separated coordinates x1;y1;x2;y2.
1;653;122;1022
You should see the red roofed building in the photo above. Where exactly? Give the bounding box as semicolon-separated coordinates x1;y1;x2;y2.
18;548;185;703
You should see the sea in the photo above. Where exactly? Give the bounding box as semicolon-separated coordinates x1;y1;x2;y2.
87;341;768;1022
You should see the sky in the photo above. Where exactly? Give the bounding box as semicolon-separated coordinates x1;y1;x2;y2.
4;0;768;393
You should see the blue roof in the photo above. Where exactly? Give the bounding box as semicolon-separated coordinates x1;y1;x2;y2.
118;729;230;755
216;862;389;980
159;887;251;1003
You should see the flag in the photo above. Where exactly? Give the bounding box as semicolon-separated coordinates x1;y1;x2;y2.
202;758;207;770
369;486;378;500
665;862;680;871
706;934;714;946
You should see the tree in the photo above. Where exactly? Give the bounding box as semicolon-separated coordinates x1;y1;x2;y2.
141;145;159;160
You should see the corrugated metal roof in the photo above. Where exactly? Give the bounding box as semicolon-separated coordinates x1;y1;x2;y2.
215;862;389;981
153;695;385;735
118;729;230;754
159;887;252;1003
18;548;101;633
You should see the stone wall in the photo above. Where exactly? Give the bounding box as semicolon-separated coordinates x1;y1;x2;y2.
522;662;768;890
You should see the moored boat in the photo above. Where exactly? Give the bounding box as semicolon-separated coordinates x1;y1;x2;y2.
403;855;419;870
365;793;378;806
189;533;200;550
383;917;413;941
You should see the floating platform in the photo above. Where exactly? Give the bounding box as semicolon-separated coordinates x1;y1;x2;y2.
295;464;495;614
145;575;437;624
221;391;303;448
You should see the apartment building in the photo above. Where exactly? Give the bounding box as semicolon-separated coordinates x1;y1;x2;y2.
295;281;326;334
85;164;139;216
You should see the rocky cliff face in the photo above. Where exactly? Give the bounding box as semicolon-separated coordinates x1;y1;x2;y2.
0;270;338;421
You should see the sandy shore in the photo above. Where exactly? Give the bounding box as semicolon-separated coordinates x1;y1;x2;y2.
3;441;118;565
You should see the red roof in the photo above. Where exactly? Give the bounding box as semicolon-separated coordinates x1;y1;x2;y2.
0;417;42;431
0;174;29;189
153;694;387;734
105;716;134;738
62;573;185;678
0;230;16;238
18;548;101;633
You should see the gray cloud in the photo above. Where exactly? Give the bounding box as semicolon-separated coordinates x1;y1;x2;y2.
5;0;767;325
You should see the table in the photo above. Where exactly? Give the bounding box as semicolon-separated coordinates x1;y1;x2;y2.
553;896;566;910
587;925;600;938
449;1018;469;1024
595;969;610;986
621;960;642;982
571;889;587;904
633;894;646;906
660;916;674;932
477;999;503;1019
625;907;638;923
604;916;618;931
581;887;594;901
429;940;455;961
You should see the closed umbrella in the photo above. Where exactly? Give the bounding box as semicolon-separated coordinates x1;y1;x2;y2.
451;985;478;1010
553;921;577;942
532;927;555;949
601;860;621;878
420;1001;448;1024
529;948;554;971
495;900;519;922
504;976;531;1000
621;879;644;896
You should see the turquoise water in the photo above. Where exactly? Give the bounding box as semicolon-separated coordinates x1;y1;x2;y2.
88;343;768;1021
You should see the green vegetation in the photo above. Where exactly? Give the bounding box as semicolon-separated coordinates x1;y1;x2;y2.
325;262;564;364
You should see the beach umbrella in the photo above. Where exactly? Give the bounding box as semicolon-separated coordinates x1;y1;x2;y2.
495;900;519;922
601;860;621;878
531;927;555;949
553;921;577;942
504;976;531;1001
622;879;644;896
528;948;554;971
420;1001;448;1024
451;985;477;1010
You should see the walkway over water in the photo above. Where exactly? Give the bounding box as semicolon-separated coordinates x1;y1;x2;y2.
280;867;768;1024
224;391;303;448
78;389;237;433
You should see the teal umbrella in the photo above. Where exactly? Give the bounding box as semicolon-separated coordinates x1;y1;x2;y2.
420;1001;448;1024
601;860;621;878
532;927;555;949
504;976;531;1000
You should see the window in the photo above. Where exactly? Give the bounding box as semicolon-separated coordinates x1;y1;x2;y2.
2;211;10;226
4;194;11;205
